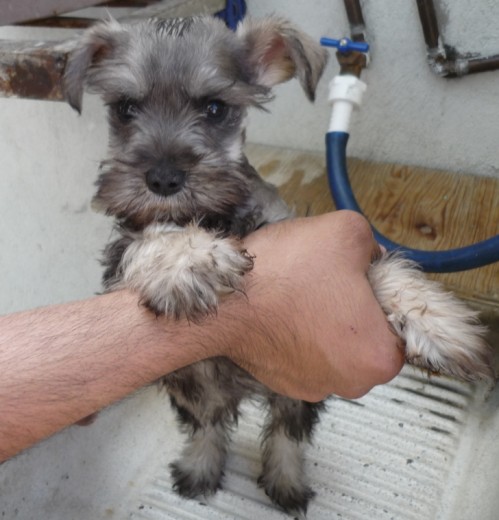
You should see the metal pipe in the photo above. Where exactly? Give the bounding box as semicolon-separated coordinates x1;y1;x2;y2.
416;0;499;77
415;0;441;50
342;0;366;42
337;0;369;76
467;55;499;75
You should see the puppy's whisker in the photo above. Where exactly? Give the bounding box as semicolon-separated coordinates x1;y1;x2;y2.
111;158;138;168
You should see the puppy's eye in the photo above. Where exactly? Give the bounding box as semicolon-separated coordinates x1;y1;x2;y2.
115;99;140;123
204;100;228;122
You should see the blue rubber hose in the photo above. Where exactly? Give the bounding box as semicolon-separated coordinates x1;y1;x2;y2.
216;0;247;30
326;131;499;272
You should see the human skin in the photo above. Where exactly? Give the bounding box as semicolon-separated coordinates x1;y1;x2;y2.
0;211;404;462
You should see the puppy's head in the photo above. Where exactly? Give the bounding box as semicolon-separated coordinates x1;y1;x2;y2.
64;16;327;228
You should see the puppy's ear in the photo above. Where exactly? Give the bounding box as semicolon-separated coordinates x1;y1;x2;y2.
237;16;328;101
64;19;125;113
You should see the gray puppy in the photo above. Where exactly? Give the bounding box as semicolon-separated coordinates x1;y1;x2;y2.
64;15;492;515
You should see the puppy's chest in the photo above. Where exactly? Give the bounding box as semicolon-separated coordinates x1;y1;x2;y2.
198;213;261;239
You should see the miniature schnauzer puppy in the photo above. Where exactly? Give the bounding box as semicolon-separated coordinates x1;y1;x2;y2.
64;15;493;515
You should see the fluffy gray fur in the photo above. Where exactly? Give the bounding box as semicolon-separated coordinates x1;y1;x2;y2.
64;15;492;516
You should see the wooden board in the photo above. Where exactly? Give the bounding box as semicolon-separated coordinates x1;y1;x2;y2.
246;143;499;311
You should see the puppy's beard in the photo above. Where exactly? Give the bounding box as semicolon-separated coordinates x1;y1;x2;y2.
92;159;251;229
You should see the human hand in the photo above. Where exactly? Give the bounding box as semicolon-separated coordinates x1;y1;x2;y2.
222;210;405;401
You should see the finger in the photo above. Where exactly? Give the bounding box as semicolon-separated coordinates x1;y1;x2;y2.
371;241;383;263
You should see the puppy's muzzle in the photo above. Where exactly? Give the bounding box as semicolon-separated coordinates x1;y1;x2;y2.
146;164;186;197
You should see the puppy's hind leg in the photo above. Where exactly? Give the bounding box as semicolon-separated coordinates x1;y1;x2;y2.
168;412;231;498
164;361;244;499
369;254;493;381
258;395;325;516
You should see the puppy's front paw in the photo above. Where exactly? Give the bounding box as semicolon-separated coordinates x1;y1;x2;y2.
117;223;254;320
369;254;493;381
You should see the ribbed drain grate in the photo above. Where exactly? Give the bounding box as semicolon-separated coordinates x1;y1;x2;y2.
128;367;480;520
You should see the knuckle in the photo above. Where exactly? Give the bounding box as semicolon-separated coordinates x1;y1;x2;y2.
343;388;369;400
336;210;373;244
335;210;375;258
306;391;330;403
371;350;405;385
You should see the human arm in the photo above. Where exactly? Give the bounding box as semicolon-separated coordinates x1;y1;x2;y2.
0;211;404;461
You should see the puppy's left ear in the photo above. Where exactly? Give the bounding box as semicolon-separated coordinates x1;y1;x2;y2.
237;16;328;101
64;19;127;113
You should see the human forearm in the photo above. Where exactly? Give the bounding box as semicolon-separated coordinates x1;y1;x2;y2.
0;290;215;460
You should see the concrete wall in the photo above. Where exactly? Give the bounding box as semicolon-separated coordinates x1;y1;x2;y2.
0;93;111;313
1;1;498;312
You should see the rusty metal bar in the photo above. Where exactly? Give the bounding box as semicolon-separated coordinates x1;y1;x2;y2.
0;0;226;101
0;39;76;101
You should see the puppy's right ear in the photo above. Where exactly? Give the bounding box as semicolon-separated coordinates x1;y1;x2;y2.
237;16;328;102
64;19;124;113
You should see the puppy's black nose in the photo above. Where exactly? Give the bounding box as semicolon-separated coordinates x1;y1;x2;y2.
145;166;186;197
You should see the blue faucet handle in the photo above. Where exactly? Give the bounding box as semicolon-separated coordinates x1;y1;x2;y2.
320;37;370;54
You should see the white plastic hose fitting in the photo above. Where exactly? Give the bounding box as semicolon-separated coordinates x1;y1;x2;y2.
328;75;367;133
